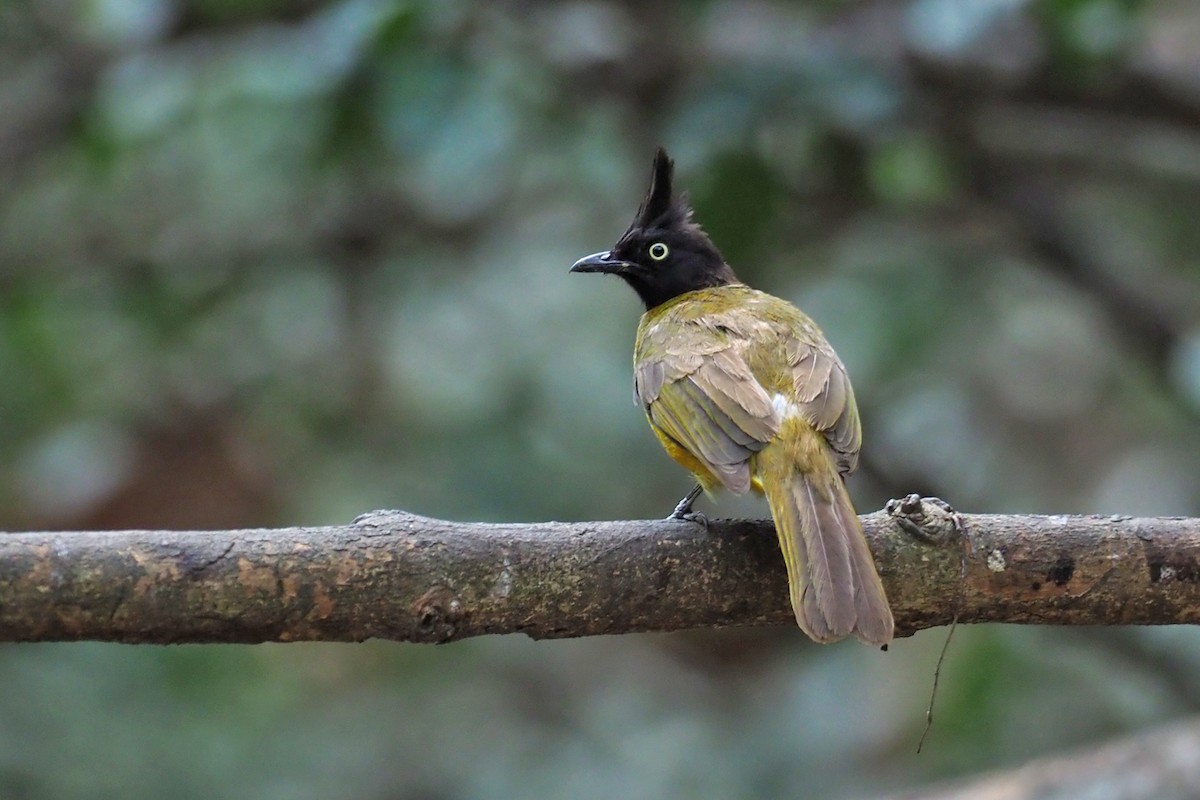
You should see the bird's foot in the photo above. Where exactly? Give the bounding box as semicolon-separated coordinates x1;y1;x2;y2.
668;509;708;528
666;485;707;527
885;494;963;546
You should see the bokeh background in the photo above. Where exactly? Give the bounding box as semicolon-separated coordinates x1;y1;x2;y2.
2;1;1200;797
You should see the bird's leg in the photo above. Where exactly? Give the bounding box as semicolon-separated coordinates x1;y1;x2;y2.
667;484;706;526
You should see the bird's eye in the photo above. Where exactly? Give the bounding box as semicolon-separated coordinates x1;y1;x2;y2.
648;242;669;261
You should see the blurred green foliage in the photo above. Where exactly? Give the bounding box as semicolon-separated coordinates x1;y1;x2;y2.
2;0;1199;797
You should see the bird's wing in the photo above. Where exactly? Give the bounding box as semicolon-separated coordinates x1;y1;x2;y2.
785;334;862;475
635;327;778;495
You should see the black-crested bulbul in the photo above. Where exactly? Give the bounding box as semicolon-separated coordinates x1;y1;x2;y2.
571;149;893;645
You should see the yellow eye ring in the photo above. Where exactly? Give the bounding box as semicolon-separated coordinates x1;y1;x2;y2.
648;242;669;261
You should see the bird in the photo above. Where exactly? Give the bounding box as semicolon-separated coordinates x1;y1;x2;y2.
570;148;893;646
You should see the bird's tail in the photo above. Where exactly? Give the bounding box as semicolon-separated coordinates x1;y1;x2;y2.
755;425;893;645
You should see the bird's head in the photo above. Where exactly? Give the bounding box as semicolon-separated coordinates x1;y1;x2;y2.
571;148;737;310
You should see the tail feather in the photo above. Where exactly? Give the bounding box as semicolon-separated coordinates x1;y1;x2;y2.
757;436;894;646
772;489;833;641
828;484;894;645
795;474;855;636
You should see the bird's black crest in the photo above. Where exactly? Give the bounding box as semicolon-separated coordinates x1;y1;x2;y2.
626;147;694;236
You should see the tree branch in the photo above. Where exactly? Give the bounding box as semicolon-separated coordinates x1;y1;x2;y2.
1;499;1198;644
887;716;1200;800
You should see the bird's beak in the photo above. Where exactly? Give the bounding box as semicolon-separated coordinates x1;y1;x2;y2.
570;250;632;274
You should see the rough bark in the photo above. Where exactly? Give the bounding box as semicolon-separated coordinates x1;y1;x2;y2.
0;498;1198;644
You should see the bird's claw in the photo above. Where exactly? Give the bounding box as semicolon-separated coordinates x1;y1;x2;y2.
667;509;708;528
